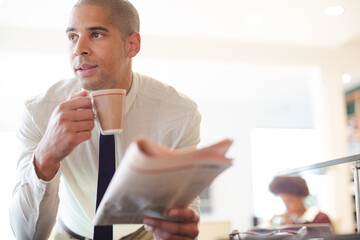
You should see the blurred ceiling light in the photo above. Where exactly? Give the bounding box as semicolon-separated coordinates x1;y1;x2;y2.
324;6;344;16
247;14;263;26
342;74;352;83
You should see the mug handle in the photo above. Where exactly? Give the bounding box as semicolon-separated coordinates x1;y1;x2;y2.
86;95;103;134
86;94;98;120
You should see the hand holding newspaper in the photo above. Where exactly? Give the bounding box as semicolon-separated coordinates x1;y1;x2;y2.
93;137;233;225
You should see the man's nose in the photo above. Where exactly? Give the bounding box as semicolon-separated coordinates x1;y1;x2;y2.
73;37;91;56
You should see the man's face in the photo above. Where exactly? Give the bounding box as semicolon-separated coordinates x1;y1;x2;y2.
67;5;130;90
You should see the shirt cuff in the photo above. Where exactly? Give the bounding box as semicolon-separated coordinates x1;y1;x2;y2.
24;153;61;197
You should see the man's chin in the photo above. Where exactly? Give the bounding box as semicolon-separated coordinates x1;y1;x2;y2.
78;79;102;91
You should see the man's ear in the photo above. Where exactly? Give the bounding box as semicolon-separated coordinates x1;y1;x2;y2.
126;32;141;58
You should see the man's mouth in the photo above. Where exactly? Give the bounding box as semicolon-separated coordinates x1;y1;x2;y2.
80;66;96;70
76;64;98;76
77;64;97;70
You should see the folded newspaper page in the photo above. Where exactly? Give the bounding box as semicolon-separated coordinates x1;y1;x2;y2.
93;137;233;225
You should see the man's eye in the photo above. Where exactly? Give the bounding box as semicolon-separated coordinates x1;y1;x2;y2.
92;32;103;38
68;34;77;41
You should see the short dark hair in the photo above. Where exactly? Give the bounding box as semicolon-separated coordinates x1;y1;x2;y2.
74;0;140;41
269;176;309;197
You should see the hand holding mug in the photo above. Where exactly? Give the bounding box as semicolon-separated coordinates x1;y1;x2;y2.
34;91;95;180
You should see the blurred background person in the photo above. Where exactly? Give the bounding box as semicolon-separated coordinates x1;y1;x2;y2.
268;175;332;226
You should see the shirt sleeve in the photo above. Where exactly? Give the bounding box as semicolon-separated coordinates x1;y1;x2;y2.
176;106;202;150
9;106;61;240
175;106;202;239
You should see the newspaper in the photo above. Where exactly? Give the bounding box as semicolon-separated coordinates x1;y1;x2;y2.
93;137;233;225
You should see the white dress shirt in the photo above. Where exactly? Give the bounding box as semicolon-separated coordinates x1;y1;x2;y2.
10;72;201;240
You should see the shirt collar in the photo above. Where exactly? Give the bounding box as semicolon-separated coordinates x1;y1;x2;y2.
297;206;320;223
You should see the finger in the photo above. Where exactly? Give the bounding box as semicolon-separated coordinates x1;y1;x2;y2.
60;109;95;123
168;208;199;223
71;120;95;132
57;130;92;151
143;218;199;238
60;97;92;111
70;91;89;99
74;131;92;143
144;224;194;240
71;109;95;121
149;227;194;240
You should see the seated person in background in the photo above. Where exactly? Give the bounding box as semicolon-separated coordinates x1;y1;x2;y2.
269;176;332;226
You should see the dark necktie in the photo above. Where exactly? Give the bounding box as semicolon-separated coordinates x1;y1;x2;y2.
94;134;116;240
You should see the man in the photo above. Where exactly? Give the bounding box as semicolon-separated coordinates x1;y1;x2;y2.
10;0;201;239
